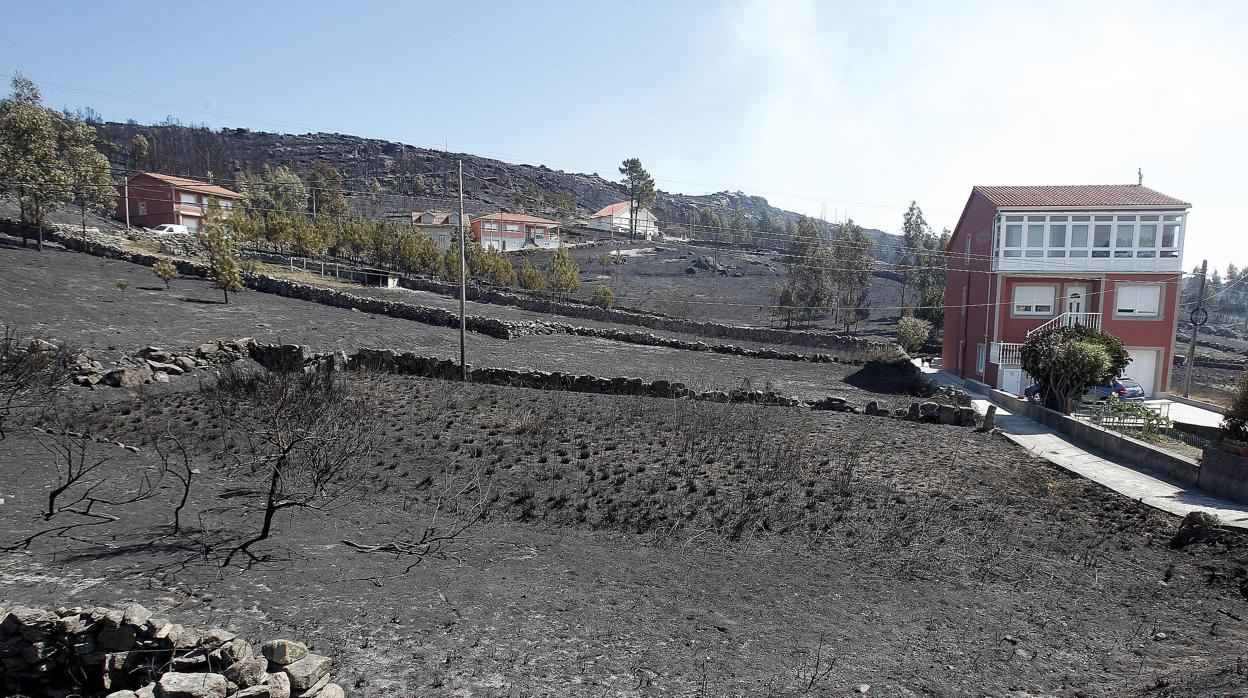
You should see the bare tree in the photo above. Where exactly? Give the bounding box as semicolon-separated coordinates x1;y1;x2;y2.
0;327;74;440
203;367;381;564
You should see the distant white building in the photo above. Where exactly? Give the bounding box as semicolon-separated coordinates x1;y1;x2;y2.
587;201;659;240
411;210;466;250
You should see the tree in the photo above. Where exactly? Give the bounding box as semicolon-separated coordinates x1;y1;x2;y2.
204;367;379;564
152;259;178;289
730;203;753;244
518;258;546;292
0;328;74;441
1020;324;1129;411
61;118;117;240
896;201;929;307
590;285;616;309
546;246;581;296
197;206;244;303
0;73;67;250
235;164;307;215
771;217;833;330
896;316;932;353
619;158;656;242
830;219;874;331
308;163;347;217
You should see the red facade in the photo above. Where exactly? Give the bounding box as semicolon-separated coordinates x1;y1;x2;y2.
115;172;242;232
942;186;1189;398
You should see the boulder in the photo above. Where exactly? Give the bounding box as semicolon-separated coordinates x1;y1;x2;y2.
281;653;331;693
956;407;978;427
121;603;152;628
105;691;139;698
864;401;880;416
146;360;185;375
97;624;138;651
937;404;958;425
224;657;270;688
211;637;255;665
979;404;998;432
918;401;939;419
196;343;220;358
158;671;229;698
315;684;345;698
104;367;152;389
261;639;309;666
173;355;197;371
266;671;292;698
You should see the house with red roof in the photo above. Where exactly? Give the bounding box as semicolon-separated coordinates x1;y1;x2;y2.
587;201;659;240
471;213;560;251
116;172;242;233
942;184;1191;398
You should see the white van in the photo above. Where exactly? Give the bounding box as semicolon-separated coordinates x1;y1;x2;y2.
150;224;190;236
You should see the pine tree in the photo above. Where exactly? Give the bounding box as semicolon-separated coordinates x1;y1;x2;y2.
308;163;347;217
546;246;581;295
831;219;874;331
197;206;244;303
518;258;546;292
61;117;117;240
618;158;656;242
896;201;929;307
771;217;834;329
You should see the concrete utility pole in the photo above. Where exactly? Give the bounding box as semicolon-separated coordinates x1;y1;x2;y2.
1183;259;1208;398
458;160;467;382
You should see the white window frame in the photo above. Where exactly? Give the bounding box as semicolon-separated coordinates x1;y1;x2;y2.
137;201;147;215
1012;284;1056;316
996;210;1186;265
1114;283;1162;318
975;343;985;374
179;191;198;205
483;222;498;231
505;224;521;232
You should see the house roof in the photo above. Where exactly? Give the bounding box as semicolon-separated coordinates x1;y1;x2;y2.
411;210;461;224
590;201;632;217
475;212;559;226
136;172;242;199
974;184;1189;209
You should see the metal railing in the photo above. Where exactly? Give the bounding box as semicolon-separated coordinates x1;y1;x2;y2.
1027;311;1102;337
991;342;1024;366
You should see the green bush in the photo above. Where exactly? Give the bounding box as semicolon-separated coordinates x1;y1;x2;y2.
896;316;932;353
1020;325;1128;411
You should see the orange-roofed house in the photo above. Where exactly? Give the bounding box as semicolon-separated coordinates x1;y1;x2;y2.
942;184;1191;398
471;213;560;251
587;201;658;240
116;172;243;233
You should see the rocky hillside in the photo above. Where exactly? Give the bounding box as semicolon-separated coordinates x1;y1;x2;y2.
94;122;900;252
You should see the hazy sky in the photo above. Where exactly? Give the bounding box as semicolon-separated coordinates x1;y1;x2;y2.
3;0;1244;269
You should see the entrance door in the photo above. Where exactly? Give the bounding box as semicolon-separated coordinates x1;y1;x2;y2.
1065;286;1087;324
1125;349;1159;397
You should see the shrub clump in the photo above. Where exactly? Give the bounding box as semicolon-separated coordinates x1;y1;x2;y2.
1221;369;1248;446
896;316;932;353
590;285;616;309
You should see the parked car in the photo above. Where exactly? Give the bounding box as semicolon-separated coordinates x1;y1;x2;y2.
1083;377;1146;403
1023;378;1146;404
150;224;190;236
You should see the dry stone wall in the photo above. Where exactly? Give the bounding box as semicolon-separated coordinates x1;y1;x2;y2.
0;603;342;698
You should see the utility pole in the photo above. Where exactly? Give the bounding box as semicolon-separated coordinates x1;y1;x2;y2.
1183;259;1208;398
458;160;467;382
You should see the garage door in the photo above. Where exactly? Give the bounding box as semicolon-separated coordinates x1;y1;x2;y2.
1125;349;1158;397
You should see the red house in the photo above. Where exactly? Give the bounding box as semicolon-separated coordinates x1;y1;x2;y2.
116;172;243;233
942;184;1191;398
470;213;559;251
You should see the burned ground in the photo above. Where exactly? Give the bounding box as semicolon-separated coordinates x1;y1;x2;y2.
3;374;1248;696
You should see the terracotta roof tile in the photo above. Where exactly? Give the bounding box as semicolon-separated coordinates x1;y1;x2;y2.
590;201;631;218
137;172;242;199
974;184;1189;208
475;212;559;225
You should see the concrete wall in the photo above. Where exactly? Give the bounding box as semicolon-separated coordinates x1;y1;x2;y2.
991;389;1201;485
1199;448;1248;503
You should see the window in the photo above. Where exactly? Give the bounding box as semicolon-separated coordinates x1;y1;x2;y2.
1013;285;1055;316
1115;284;1161;317
1069;224;1089;257
505;224;520;232
976;344;985;374
137;201;147;215
220;200;233;210
1114;224;1135;257
1092;224;1111;258
179;191;197;205
183;217;200;232
1025;224;1045;257
483;222;498;231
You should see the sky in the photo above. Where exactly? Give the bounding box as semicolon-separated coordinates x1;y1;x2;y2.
2;0;1245;270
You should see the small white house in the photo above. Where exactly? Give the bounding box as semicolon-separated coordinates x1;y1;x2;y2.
588;201;659;240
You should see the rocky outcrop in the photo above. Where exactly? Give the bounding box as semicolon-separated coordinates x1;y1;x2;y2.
0;604;342;698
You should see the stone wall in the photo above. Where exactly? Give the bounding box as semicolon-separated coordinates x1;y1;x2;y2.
0;603;342;698
394;276;900;359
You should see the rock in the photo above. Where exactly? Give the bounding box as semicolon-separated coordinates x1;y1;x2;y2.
955;406;978;427
979;404;997;432
122;603;152;628
196;343;220;358
171;649;209;671
262;639;309;666
158;671;229;698
97;624;138;651
297;672;330;697
135;684;157;698
234;688;273;698
225;657;270;688
201;628;237;650
864;400;880;416
146;360;185;375
104;366;152;389
106;691;139;698
211;637;255;665
918;401;939;419
173;355;197;370
907;402;921;420
3;607;56;641
281;653;331;693
937;404;958;424
314;684;345;698
266;671;292;698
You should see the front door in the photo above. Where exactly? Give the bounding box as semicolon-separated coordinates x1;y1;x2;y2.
1065;286;1087;324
